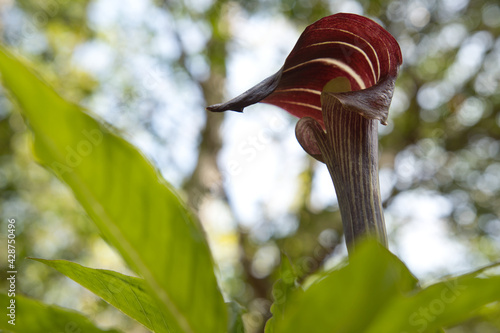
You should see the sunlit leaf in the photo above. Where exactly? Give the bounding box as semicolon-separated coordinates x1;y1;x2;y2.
272;239;418;332
0;293;120;333
0;46;227;333
270;238;500;333
366;264;500;333
30;258;170;333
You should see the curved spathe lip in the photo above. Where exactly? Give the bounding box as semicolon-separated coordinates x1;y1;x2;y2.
206;67;283;113
207;13;402;125
324;72;399;125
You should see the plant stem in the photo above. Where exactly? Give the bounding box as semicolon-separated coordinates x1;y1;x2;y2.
316;92;388;252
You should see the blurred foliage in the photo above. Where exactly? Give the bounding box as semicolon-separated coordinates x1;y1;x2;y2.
0;293;120;333
0;43;227;333
1;0;500;332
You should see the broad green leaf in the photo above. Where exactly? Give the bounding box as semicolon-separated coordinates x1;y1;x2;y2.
366;265;500;333
270;237;500;333
273;239;418;333
0;46;227;333
30;258;169;333
0;293;120;333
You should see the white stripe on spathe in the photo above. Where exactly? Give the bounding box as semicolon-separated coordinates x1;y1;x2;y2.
314;28;381;81
283;58;367;90
274;88;322;95
278;100;323;111
305;41;377;84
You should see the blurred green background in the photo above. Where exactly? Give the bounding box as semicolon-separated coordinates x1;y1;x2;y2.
1;0;500;332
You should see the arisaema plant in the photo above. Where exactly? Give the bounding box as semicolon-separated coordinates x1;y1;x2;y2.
1;13;500;333
209;13;401;251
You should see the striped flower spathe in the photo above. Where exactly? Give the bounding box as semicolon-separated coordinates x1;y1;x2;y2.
207;13;402;126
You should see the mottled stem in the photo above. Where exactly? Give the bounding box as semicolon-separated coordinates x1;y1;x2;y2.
324;93;387;250
297;92;387;253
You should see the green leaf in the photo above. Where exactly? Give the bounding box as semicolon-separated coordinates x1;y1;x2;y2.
270;237;500;333
273;239;418;333
367;264;500;332
30;258;169;333
265;253;298;333
0;293;120;333
0;46;227;333
226;301;246;333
